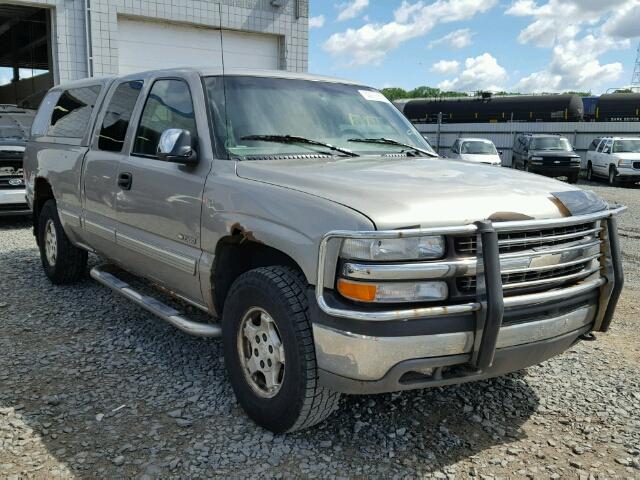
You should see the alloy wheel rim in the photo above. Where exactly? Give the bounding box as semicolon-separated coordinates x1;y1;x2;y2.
237;307;285;398
44;219;58;266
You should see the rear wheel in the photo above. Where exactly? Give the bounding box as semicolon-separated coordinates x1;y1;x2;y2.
37;200;87;284
586;163;594;181
222;266;340;433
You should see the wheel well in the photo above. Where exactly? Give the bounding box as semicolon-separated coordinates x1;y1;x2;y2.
33;178;54;239
212;234;304;315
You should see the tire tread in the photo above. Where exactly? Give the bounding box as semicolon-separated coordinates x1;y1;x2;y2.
223;265;340;432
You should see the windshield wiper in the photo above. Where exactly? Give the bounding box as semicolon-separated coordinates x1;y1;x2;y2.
347;137;438;157
241;134;359;157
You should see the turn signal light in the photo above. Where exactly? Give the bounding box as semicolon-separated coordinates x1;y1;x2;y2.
337;278;377;302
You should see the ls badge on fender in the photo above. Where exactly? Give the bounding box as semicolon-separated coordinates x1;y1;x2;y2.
178;233;197;245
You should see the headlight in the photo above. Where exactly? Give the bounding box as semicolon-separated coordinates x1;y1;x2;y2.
340;236;445;261
618;158;633;166
530;156;543;161
337;278;448;303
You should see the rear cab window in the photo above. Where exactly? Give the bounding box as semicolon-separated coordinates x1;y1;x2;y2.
31;84;103;145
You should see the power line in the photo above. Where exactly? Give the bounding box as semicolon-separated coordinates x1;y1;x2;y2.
632;43;640;87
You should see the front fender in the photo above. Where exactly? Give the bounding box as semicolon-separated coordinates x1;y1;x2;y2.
200;161;374;286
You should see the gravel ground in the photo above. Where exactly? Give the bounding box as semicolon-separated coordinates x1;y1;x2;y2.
1;180;639;479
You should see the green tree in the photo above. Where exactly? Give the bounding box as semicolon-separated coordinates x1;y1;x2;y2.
380;87;409;101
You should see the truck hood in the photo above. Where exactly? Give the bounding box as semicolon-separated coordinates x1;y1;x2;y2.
236;156;602;229
458;153;502;165
614;152;640;161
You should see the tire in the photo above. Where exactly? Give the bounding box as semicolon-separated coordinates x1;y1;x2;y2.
567;172;579;184
37;199;88;284
222;266;340;433
586;163;594;181
608;167;619;187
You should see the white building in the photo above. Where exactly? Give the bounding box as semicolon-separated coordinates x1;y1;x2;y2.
0;0;309;105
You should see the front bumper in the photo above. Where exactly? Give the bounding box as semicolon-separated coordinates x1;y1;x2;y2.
312;207;625;394
527;164;580;177
616;166;640;181
0;188;30;216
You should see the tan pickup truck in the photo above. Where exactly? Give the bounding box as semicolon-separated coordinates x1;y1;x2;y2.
24;68;625;432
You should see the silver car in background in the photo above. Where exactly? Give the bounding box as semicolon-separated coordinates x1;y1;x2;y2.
0;104;35;216
448;137;502;166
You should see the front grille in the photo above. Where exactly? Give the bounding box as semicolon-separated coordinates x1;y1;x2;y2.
457;262;591;294
454;222;597;255
0;151;24;160
0;203;28;211
542;157;572;166
0;176;24;189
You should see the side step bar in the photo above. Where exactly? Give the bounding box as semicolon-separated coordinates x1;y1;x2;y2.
90;266;222;338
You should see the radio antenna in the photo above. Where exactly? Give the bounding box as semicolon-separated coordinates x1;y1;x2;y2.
218;2;226;74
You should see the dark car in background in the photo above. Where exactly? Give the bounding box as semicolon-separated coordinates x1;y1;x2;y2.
512;133;581;183
0;104;35;216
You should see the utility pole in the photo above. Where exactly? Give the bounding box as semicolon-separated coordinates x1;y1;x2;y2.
632;43;640;89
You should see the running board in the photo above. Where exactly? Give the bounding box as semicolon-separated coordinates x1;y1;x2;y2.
90;266;222;338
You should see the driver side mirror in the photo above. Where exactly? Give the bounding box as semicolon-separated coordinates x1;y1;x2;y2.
498;150;503;155
157;128;198;165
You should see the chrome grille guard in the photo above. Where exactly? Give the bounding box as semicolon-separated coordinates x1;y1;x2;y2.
315;206;626;370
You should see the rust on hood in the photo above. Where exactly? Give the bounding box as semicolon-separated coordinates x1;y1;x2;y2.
487;212;535;222
548;196;572;217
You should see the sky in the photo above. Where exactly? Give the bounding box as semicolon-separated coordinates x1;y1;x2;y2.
309;0;640;94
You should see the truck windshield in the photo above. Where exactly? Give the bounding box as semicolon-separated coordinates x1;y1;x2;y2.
613;139;640;153
461;141;497;155
530;137;572;151
204;76;434;158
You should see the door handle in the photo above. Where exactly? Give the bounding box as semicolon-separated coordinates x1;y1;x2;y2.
117;172;133;190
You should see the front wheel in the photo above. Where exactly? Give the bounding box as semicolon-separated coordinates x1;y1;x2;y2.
567;172;579;184
37;199;87;284
608;167;619;187
222;266;340;433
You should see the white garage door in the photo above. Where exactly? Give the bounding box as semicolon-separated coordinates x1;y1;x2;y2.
117;18;280;74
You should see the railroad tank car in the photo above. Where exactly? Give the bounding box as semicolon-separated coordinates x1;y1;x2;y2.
594;93;640;122
398;94;584;123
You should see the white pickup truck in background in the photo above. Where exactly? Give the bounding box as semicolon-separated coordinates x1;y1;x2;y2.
586;137;640;187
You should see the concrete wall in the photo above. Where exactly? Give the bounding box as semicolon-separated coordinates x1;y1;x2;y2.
8;0;308;84
417;121;640;168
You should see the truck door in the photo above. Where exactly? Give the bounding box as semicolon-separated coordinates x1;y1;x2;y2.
114;75;212;305
81;79;144;261
596;139;612;174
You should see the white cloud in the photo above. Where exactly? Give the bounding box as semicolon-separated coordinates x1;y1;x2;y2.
428;28;474;49
309;15;326;29
603;2;640;38
506;0;634;92
438;53;507;91
431;59;460;75
337;0;369;22
515;35;625;92
324;0;497;66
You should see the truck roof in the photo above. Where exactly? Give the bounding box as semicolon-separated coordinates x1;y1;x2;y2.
49;68;366;91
